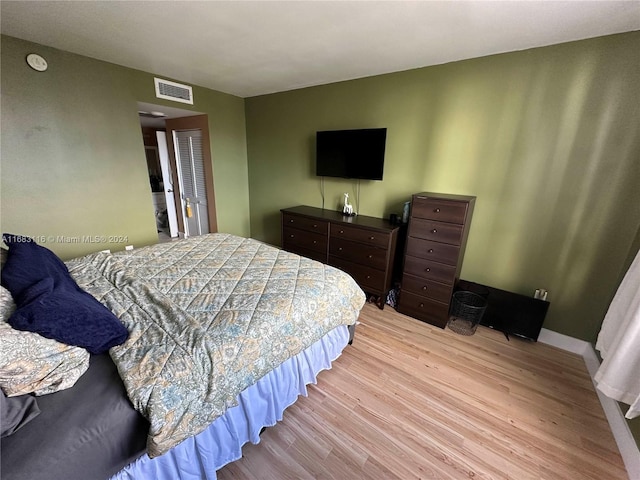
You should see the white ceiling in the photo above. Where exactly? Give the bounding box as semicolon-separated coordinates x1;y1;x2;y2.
2;1;639;98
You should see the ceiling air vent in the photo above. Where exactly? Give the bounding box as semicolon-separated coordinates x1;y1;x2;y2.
154;77;193;105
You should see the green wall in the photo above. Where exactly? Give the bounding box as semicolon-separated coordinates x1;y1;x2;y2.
1;35;250;260
245;32;640;343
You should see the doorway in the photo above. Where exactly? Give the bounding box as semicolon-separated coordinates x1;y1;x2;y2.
137;102;217;241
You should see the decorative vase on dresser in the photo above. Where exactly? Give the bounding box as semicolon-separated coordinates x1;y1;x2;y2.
280;205;401;309
397;192;476;328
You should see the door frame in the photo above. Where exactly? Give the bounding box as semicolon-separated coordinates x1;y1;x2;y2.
164;114;218;234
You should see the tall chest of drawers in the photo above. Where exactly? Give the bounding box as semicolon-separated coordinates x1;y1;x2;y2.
281;206;400;308
397;193;475;328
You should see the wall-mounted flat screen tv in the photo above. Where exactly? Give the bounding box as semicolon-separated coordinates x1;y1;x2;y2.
316;128;387;180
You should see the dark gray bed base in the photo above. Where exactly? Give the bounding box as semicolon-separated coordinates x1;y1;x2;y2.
0;354;148;480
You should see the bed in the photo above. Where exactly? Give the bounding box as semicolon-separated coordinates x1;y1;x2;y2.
0;233;365;480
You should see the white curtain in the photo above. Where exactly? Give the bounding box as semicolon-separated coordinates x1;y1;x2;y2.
595;248;640;419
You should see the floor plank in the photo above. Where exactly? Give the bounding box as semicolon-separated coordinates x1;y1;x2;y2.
217;303;627;479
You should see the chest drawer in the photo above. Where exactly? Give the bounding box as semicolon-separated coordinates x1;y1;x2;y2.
401;274;453;303
282;227;328;255
330;223;389;248
329;256;386;292
403;255;456;285
329;237;387;271
412;198;468;225
409;218;463;246
398;292;450;328
406;236;460;266
282;213;329;235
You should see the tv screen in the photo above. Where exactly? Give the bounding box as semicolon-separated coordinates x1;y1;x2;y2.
316;128;387;180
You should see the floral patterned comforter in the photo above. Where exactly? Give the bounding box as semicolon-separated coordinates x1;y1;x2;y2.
67;233;365;458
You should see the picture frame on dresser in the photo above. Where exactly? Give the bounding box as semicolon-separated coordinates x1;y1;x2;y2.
397;192;476;328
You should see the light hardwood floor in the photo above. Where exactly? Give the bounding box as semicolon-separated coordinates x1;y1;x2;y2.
217;303;627;480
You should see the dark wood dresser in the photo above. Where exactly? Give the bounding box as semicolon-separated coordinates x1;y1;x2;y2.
397;192;476;328
281;206;401;308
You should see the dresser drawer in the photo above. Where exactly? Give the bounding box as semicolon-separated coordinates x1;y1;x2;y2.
330;223;389;248
284;244;327;263
329;256;386;292
329;237;387;271
403;255;456;285
405;236;460;266
282;213;329;235
398;292;450;328
409;218;463;246
282;227;328;255
401;274;452;304
412;197;468;225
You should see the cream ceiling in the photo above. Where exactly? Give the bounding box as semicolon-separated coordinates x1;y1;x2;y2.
2;1;639;98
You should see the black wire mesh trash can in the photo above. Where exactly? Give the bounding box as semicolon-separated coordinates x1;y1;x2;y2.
447;291;488;336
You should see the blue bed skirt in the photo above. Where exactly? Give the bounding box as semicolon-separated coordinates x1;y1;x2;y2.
111;324;350;479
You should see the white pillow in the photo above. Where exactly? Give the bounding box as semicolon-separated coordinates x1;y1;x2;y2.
0;286;90;396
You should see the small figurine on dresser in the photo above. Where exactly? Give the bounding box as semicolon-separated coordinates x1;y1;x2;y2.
342;193;354;215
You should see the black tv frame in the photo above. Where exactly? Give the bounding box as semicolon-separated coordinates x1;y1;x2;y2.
315;128;387;181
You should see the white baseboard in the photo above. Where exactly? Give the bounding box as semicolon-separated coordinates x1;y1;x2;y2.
538;328;591;356
538;328;640;479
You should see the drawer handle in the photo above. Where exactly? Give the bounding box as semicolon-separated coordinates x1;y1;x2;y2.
290;234;295;238
431;229;437;234
428;248;434;253
419;303;424;308
340;230;344;234
425;268;431;272
366;275;371;279
338;247;343;251
367;254;373;259
434;208;440;213
369;236;375;240
313;224;318;228
422;286;428;291
313;240;317;244
289;219;294;223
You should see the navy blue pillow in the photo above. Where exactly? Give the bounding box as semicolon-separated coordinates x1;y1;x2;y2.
1;234;128;354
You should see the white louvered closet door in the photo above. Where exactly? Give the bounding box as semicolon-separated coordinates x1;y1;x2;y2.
173;129;210;237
